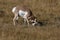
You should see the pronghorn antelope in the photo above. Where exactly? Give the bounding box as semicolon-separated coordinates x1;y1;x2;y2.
12;5;38;26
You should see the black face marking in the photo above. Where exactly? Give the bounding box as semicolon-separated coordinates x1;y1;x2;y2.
32;22;35;23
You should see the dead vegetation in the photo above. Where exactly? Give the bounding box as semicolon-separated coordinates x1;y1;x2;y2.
0;0;60;40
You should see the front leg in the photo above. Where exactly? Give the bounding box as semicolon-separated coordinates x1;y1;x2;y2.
24;19;27;24
26;19;29;26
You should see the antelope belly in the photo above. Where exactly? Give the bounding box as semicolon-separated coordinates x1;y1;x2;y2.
19;10;28;18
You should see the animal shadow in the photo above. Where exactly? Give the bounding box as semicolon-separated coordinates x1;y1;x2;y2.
36;21;47;26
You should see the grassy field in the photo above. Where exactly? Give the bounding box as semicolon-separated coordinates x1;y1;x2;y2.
0;0;60;40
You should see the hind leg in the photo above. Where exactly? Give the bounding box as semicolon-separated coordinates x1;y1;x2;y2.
16;16;19;23
13;14;18;26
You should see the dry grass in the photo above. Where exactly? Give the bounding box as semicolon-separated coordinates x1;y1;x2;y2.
0;0;60;40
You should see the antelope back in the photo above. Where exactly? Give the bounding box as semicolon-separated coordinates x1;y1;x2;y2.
16;5;33;17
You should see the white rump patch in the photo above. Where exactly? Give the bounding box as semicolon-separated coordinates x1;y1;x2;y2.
19;10;28;18
12;7;16;13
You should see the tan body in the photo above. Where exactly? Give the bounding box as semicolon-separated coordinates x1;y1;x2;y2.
12;5;37;26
